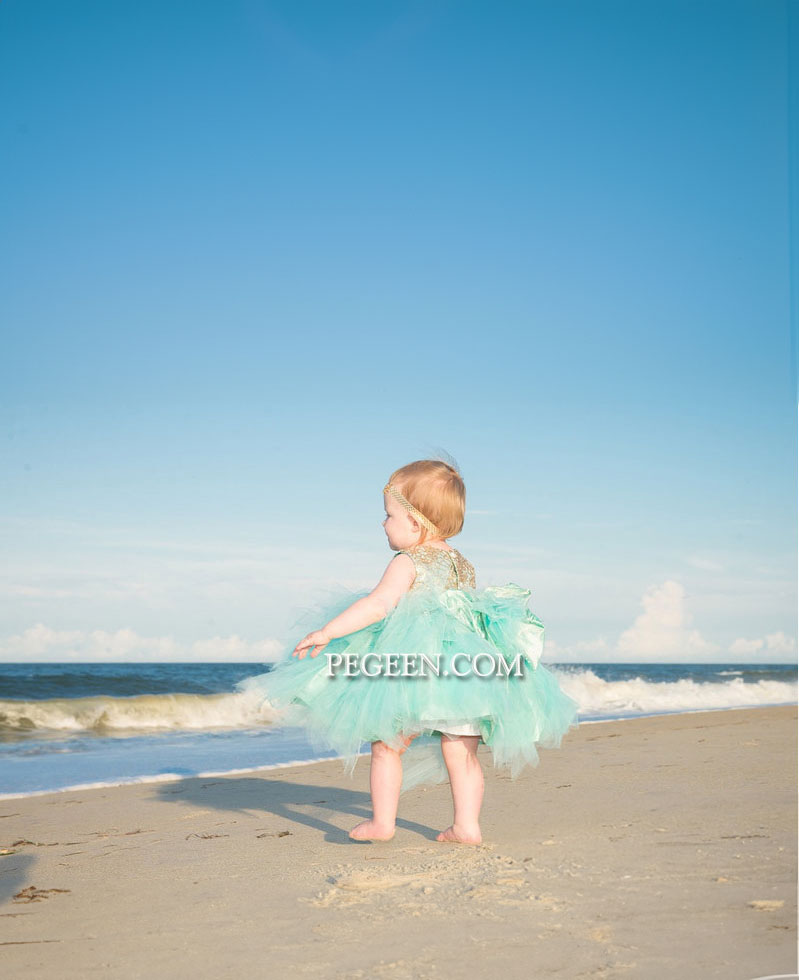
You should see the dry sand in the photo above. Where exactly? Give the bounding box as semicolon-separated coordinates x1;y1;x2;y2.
1;705;796;980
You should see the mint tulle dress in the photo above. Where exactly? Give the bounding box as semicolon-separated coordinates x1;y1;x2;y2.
237;544;580;792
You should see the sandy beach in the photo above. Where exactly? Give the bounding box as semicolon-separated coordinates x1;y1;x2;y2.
1;705;795;980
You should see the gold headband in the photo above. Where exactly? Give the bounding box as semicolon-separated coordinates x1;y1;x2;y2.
383;483;442;538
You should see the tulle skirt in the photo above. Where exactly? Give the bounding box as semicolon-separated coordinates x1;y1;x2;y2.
237;583;580;792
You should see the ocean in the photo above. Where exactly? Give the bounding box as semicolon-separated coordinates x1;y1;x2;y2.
0;661;795;799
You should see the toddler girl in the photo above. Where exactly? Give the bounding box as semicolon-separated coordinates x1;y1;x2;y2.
239;458;579;844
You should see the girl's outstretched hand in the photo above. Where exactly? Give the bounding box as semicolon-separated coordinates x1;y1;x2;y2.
292;629;332;659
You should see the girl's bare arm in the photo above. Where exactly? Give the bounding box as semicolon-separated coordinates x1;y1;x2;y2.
292;554;416;658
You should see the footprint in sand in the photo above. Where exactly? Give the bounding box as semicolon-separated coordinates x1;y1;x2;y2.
304;852;565;914
335;871;432;892
307;870;436;906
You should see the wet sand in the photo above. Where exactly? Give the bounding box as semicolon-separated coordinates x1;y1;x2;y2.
1;705;796;980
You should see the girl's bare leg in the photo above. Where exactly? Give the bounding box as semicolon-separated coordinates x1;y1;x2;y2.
436;734;484;844
349;734;418;841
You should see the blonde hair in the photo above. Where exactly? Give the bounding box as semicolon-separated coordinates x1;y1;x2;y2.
387;458;466;543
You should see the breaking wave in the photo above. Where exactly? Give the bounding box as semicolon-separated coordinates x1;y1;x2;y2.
0;690;279;735
556;668;796;719
0;667;794;737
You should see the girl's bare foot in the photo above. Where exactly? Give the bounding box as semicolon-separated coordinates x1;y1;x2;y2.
435;824;482;845
349;819;395;842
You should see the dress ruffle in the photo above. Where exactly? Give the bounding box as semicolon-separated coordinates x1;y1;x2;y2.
237;583;580;792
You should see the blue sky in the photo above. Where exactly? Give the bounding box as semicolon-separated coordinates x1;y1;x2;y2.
1;0;795;663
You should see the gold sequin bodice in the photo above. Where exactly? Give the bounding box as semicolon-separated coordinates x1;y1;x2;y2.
395;544;476;593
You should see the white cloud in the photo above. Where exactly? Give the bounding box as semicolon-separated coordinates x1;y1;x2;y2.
541;636;611;664
571;637;611;654
766;631;796;654
616;580;719;659
4;624;85;656
536;578;797;663
730;631;797;657
0;625;284;663
191;635;283;661
728;637;764;656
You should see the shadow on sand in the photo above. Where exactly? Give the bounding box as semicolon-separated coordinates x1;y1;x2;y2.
152;770;441;844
